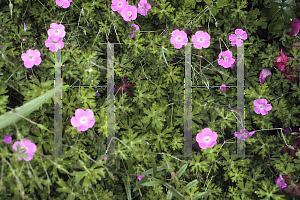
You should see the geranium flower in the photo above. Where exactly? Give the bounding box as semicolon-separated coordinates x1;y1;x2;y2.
287;18;300;36
234;129;255;141
191;31;210;49
276;174;287;190
120;5;137;21
24;23;27;31
111;0;129;14
12;139;37;161
47;23;66;41
170;30;188;49
253;99;272;115
71;108;96;132
115;76;136;99
218;50;235;68
229;29;247;47
137;0;151;16
280;139;300;158
220;84;227;92
45;37;64;53
282;174;300;197
259;68;272;85
196;128;218;149
129;23;139;38
21;49;42;69
273;49;292;73
3;135;12;144
56;0;72;8
138;175;145;181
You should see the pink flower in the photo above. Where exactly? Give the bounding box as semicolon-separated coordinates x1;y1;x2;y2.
121;5;137;21
56;0;72;8
287;18;300;36
273;49;292;73
196;128;218;149
137;0;151;16
12;139;37;161
229;58;237;69
21;49;42;69
259;68;272;85
229;29;247;47
71;108;96;132
24;23;27;31
45;37;64;53
253;99;272;115
138;175;145;181
111;0;129;14
276;174;287;190
170;30;188;49
47;23;66;41
3;135;12;144
220;84;227;92
191;31;210;49
218;50;235;68
234;129;255;141
130;23;139;38
23;38;26;41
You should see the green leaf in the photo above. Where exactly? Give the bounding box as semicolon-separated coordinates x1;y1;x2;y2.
177;163;188;179
141;166;168;176
122;175;132;200
166;190;173;200
291;132;300;135
142;180;165;187
217;0;229;8
150;154;157;177
163;182;186;199
133;175;148;192
0;82;62;130
142;101;167;130
191;191;208;200
182;179;199;192
255;178;286;199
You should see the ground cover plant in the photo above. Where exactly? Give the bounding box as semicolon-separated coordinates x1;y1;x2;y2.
0;0;300;199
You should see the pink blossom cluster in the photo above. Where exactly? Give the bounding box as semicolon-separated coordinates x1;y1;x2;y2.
170;28;248;69
111;0;151;39
195;98;273;148
56;0;72;9
111;0;151;22
45;23;65;53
